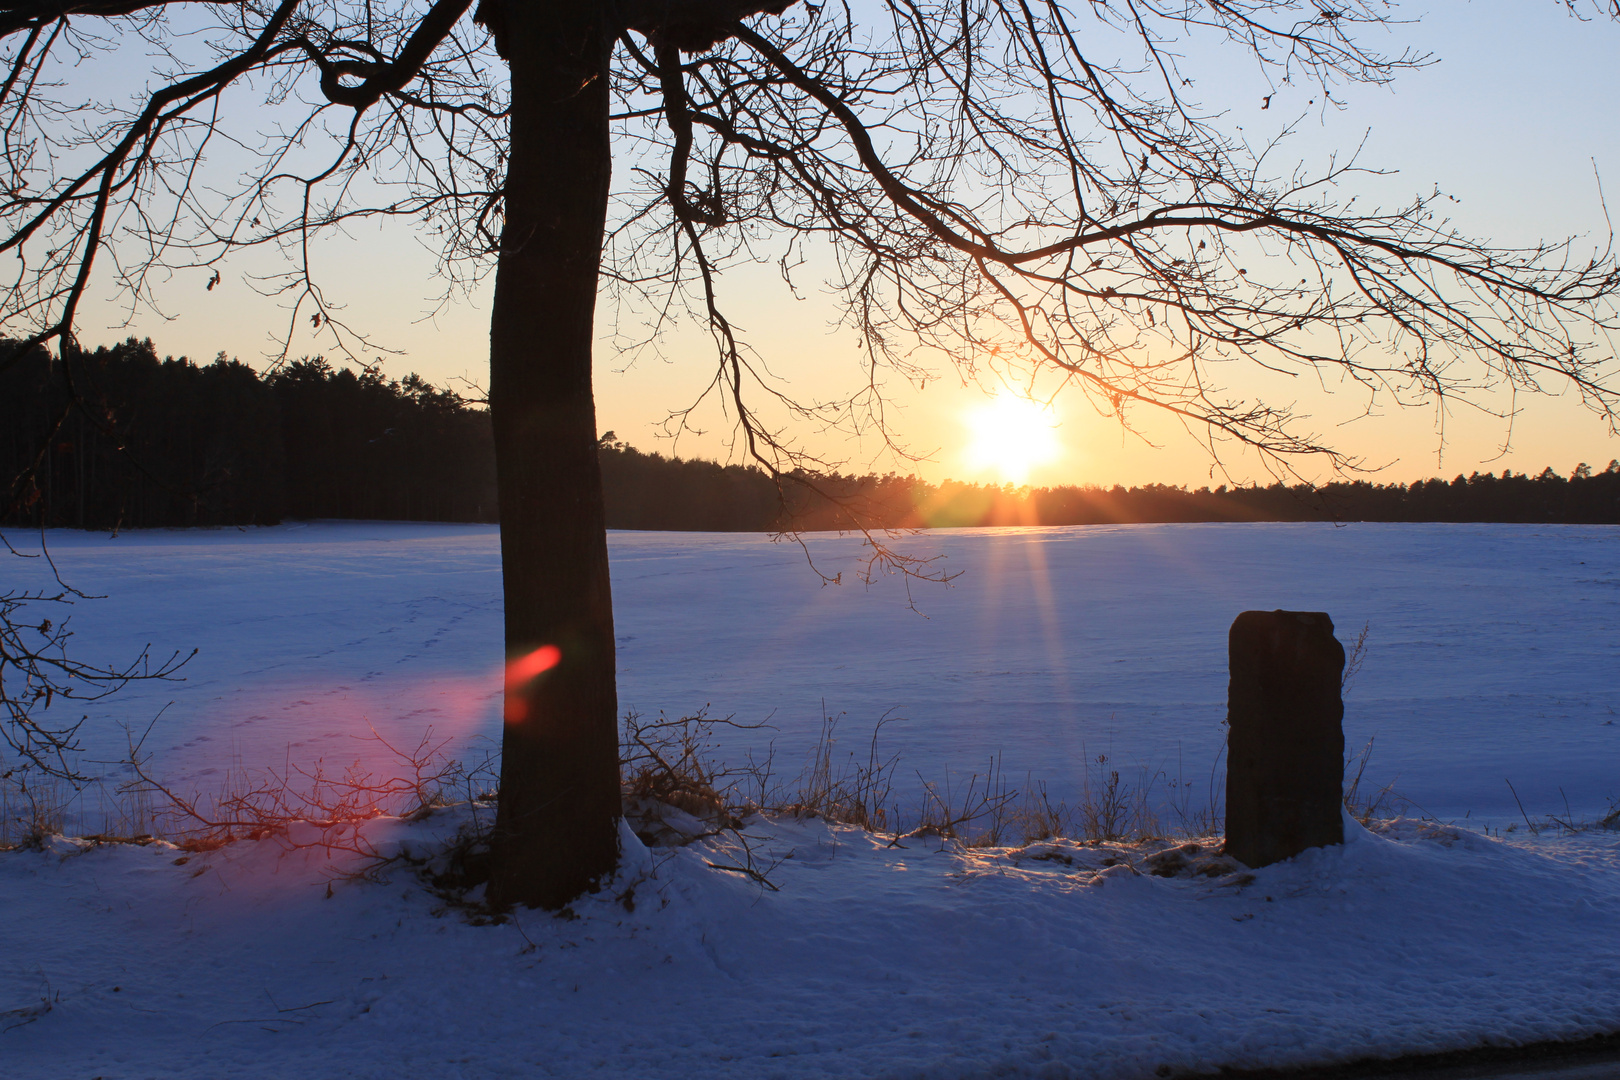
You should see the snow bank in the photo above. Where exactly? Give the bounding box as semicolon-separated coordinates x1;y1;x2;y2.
4;812;1619;1078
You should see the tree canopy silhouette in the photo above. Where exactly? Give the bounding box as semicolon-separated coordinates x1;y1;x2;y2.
1;0;1617;906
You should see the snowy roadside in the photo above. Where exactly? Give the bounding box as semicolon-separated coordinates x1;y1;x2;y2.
4;809;1619;1080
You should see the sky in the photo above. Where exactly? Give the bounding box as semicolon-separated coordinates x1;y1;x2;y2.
82;0;1620;490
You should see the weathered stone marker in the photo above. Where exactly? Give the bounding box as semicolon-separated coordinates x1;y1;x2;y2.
1224;610;1345;868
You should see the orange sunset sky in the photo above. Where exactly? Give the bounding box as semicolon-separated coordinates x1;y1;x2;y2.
81;0;1620;490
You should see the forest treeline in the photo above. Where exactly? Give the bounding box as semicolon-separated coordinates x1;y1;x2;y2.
2;338;496;527
5;338;1619;531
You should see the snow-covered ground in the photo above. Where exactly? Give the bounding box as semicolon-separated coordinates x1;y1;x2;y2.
4;521;1620;1079
4;809;1620;1078
6;520;1618;826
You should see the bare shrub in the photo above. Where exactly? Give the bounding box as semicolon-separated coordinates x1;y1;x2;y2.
125;726;469;859
621;709;748;820
619;708;766;844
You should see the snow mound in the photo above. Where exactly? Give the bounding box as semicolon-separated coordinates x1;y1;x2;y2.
5;810;1620;1078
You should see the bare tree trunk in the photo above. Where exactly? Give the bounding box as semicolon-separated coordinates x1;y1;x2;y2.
486;2;620;910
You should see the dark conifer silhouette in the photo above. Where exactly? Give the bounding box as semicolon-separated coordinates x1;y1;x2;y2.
7;344;1618;532
2;340;495;529
1;338;281;529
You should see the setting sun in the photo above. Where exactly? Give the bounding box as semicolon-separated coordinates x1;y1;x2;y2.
962;394;1063;485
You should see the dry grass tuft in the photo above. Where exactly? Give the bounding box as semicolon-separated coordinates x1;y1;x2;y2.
772;710;903;832
1342;736;1412;825
0;772;167;850
0;775;67;850
617;709;1229;857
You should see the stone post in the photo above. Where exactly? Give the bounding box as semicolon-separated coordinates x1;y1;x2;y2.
1224;610;1345;868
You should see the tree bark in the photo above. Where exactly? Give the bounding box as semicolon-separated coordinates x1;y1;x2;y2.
486;1;620;910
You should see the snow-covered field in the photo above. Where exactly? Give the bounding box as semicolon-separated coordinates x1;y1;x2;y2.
4;521;1620;1079
7;520;1618;825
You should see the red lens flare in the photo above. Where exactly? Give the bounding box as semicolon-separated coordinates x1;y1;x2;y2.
503;644;562;723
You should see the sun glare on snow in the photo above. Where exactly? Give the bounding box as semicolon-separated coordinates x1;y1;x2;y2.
962;394;1062;485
